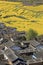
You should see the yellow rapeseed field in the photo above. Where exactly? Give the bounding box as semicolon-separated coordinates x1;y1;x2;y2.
0;1;43;35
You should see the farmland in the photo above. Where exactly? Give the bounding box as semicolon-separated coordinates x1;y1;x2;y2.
0;1;43;35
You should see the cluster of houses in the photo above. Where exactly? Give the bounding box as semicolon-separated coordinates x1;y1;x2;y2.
0;23;43;65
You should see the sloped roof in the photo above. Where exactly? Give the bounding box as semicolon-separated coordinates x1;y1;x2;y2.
29;40;40;47
4;48;18;62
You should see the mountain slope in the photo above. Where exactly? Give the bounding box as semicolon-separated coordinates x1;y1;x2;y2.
0;1;43;35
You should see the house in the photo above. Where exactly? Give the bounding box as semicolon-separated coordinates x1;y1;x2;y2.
16;44;36;55
19;41;30;49
0;45;27;65
27;58;43;65
16;48;36;55
28;40;40;48
3;47;27;65
12;31;26;42
0;49;13;65
6;27;17;34
1;40;15;48
0;23;6;29
37;35;43;45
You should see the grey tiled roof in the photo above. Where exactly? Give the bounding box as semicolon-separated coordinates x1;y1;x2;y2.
4;48;18;62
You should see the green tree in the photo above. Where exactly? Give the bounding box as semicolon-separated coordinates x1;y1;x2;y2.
26;29;38;40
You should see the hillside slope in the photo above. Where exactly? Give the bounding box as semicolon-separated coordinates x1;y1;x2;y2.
0;1;43;35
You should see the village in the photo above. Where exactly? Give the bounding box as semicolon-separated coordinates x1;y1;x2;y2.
0;22;43;65
6;0;43;5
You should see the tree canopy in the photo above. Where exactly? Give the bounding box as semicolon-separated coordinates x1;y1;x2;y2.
26;29;38;40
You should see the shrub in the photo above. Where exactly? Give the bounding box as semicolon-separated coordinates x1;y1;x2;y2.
26;29;38;40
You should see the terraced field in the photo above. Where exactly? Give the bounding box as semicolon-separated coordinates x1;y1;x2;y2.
0;1;43;35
